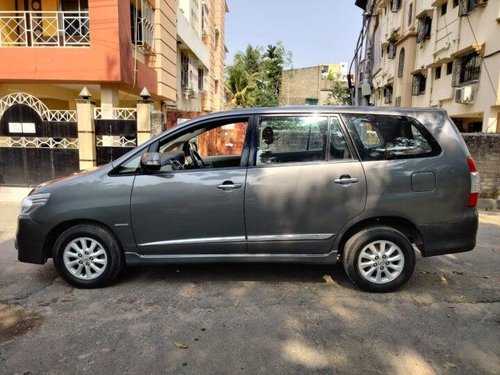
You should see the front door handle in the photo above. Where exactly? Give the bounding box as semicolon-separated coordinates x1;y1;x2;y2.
217;181;242;191
334;175;359;185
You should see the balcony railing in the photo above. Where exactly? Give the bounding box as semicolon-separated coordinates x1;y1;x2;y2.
0;11;89;47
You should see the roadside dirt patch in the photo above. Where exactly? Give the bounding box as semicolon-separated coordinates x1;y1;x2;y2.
0;303;43;343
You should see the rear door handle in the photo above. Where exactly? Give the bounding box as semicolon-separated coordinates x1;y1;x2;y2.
217;181;242;191
334;175;359;185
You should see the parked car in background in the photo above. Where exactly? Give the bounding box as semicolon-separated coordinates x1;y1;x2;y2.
16;106;479;292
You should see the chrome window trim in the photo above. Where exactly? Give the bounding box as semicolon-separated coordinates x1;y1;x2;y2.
247;233;334;242
138;236;246;247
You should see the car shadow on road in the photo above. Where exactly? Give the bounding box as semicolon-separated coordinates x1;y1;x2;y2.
117;262;356;288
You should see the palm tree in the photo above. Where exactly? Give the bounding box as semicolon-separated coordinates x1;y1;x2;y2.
225;43;292;108
225;45;262;108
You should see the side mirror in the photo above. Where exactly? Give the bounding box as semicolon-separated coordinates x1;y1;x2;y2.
140;152;161;171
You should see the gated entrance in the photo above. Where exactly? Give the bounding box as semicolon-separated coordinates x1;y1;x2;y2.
0;93;79;186
94;107;137;166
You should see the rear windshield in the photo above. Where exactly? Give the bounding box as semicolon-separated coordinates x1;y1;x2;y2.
341;114;441;161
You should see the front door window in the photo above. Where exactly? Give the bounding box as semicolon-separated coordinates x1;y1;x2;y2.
158;118;249;170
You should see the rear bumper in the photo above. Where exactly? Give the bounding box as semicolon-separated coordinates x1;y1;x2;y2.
15;216;52;264
418;209;478;257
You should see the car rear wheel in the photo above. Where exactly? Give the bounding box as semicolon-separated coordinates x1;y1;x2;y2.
342;226;416;292
53;224;124;288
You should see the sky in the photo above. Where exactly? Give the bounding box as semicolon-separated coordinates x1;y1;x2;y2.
225;0;364;69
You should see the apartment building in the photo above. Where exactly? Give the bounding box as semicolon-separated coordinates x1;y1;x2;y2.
168;0;228;127
0;0;228;186
368;0;499;132
281;63;349;105
0;0;177;109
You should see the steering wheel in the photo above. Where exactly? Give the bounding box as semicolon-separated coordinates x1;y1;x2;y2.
189;148;205;168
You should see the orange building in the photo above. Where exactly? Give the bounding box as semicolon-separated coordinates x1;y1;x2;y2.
0;0;228;186
0;0;176;108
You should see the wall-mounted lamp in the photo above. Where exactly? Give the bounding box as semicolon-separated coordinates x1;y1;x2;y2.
140;87;151;101
79;87;92;100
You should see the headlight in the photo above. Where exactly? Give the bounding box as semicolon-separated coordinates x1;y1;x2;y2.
20;193;51;215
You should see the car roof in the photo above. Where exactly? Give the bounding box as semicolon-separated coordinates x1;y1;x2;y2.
191;105;447;122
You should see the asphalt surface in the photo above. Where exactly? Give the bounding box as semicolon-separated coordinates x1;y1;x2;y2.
0;201;499;375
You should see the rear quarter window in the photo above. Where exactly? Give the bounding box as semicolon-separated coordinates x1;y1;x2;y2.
341;114;441;161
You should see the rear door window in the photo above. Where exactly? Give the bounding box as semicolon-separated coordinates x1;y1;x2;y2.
341;114;441;160
255;115;353;166
256;116;328;165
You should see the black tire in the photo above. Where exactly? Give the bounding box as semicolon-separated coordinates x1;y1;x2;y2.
52;224;124;288
342;226;416;293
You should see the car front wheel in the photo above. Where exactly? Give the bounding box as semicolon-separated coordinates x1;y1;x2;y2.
342;226;416;292
52;224;124;288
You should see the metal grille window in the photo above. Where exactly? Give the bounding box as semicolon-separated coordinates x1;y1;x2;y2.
384;86;393;104
201;3;209;35
412;73;427;95
441;2;448;15
435;66;442;79
459;0;488;16
181;52;190;89
417;16;432;42
387;43;396;59
191;0;200;33
198;68;205;91
391;0;402;12
398;48;405;77
130;0;155;52
452;51;482;86
447;61;453;75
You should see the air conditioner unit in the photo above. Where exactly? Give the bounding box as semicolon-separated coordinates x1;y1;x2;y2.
454;85;475;104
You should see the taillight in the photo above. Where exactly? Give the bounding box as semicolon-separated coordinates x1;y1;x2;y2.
467;156;479;208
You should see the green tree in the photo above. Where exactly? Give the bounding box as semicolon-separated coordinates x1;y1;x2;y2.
225;43;292;108
326;72;351;105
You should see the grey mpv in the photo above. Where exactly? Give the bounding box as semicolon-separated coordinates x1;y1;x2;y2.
16;106;479;292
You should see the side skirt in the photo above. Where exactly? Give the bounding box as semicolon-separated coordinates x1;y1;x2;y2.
124;251;339;265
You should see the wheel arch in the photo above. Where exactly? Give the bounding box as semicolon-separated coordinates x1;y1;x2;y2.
43;219;124;260
336;216;423;255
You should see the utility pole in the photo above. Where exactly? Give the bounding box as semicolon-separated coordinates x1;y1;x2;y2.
354;0;375;106
361;0;375;106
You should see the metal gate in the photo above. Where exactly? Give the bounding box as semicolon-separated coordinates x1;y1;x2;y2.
94;107;137;166
0;93;79;186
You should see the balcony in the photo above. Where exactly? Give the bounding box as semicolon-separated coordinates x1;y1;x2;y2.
177;9;209;69
0;11;89;47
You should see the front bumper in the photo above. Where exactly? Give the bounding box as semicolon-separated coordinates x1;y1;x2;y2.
16;216;53;264
418;208;478;257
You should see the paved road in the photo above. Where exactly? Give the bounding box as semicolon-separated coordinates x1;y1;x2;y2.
0;202;499;374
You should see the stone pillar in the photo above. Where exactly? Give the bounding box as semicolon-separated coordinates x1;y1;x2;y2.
76;99;96;170
151;110;165;138
136;99;153;145
100;85;119;119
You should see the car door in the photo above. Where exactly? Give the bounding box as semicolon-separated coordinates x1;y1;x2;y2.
130;116;251;256
245;114;366;254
